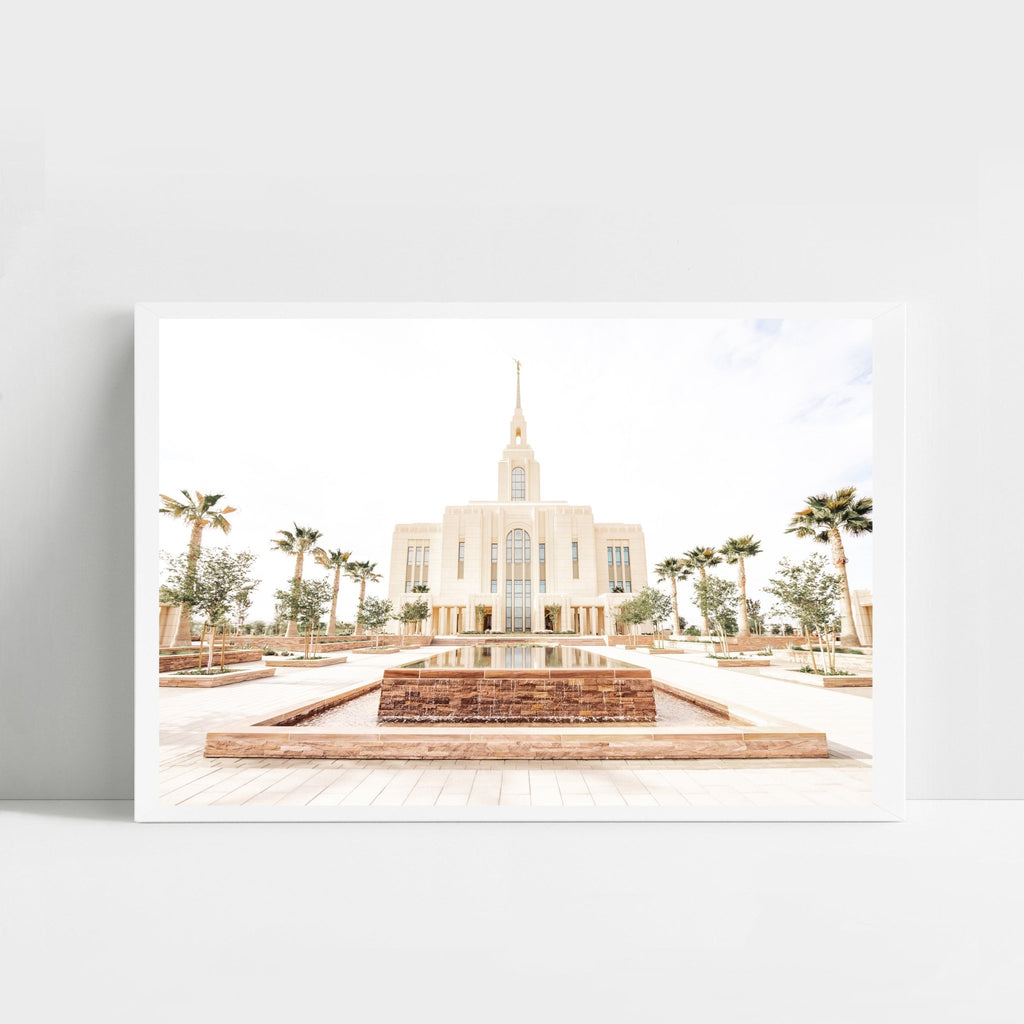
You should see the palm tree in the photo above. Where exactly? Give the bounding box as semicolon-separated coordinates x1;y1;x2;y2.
314;547;352;636
159;490;236;645
271;524;323;637
720;535;762;638
681;546;723;636
785;486;873;646
411;582;430;593
654;557;691;635
346;560;383;635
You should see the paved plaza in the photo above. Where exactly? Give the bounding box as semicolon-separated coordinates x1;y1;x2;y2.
159;644;873;809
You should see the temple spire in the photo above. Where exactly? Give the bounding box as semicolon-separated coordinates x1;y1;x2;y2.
513;357;522;409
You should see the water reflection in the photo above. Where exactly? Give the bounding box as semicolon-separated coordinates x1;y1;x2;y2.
404;645;613;669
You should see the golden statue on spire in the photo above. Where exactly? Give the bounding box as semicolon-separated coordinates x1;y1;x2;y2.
512;357;522;407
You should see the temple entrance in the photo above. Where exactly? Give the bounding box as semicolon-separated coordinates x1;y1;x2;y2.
483;613;492;631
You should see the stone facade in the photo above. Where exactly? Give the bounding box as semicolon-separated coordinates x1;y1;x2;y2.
377;666;657;724
387;368;648;636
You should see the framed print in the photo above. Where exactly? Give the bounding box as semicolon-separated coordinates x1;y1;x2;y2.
135;303;905;821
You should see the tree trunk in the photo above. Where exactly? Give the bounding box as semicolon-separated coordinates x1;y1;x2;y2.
830;529;861;646
355;579;367;635
328;568;340;636
670;578;680;635
805;627;820;674
286;549;304;638
197;623;207;671
173;522;205;646
699;568;710;636
736;557;751;637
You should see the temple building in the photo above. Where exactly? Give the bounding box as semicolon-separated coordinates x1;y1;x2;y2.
387;364;648;635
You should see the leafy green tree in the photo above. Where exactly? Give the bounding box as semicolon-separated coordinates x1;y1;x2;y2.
411;582;430;593
654;557;691;633
617;596;647;643
639;586;675;647
358;596;395;647
346;561;382;635
159;490;236;645
785;486;872;646
763;554;843;673
399;597;430;635
693;575;741;655
745;599;766;637
681;547;723;635
164;547;258;670
275;577;334;658
314;547;352;637
270;524;323;637
720;535;762;637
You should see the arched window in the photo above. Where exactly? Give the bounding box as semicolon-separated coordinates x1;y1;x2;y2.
504;528;532;631
511;466;525;501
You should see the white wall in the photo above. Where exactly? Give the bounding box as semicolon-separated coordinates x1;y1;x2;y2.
3;2;1021;801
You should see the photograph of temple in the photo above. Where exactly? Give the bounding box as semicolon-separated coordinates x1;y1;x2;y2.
387;363;647;635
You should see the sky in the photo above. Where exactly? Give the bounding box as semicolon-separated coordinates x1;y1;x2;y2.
158;317;873;626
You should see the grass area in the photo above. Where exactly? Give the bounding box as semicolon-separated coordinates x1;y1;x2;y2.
796;666;854;676
792;645;865;655
171;667;231;676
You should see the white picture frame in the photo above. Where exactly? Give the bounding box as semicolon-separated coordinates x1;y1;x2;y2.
135;302;905;822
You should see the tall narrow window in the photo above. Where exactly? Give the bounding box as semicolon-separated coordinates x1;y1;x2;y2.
607;546;614;565
491;543;498;563
572;540;579;580
504;530;532;631
415;546;422;565
423;546;429;564
511;467;526;501
457;540;465;579
491;580;497;593
538;543;545;563
615;546;622;566
623;546;630;566
407;547;414;565
539;580;546;594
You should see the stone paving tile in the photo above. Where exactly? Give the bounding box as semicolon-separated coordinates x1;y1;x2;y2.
372;769;426;806
305;768;375;806
526;770;563;806
340;769;400;806
467;772;502;805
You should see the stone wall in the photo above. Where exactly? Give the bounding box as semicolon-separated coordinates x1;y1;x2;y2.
378;666;656;723
159;649;263;673
229;635;431;653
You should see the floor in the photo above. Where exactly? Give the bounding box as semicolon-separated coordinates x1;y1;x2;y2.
158;643;874;808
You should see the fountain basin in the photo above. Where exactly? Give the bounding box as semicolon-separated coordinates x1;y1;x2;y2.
378;666;657;723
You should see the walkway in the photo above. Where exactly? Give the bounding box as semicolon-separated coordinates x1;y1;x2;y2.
158;645;873;809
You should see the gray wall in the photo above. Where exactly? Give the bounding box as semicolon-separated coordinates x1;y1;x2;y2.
2;2;1022;799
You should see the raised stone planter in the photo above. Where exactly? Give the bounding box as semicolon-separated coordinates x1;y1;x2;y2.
759;668;872;688
159;666;277;688
159;649;263;673
710;659;765;668
263;655;348;668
